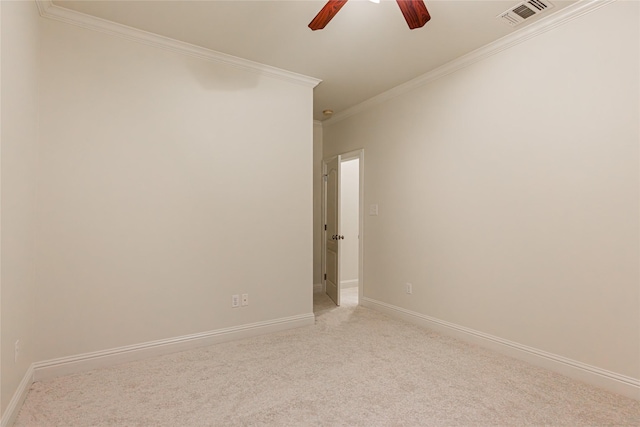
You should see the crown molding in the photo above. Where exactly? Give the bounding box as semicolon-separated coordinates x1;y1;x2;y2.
35;0;321;88
324;0;616;126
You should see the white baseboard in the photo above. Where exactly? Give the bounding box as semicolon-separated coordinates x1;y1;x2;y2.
1;365;34;427
1;313;314;426
314;281;357;292
340;279;359;289
32;313;314;382
361;297;640;400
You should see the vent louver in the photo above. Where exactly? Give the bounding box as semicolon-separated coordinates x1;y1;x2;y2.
498;0;554;27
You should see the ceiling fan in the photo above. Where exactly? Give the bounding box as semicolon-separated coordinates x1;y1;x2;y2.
309;0;431;31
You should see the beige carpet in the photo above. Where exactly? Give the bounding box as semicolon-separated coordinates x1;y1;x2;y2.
15;289;639;426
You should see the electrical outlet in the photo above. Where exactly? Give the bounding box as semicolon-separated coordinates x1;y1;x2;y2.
405;283;412;294
232;294;240;308
14;339;21;363
241;293;249;306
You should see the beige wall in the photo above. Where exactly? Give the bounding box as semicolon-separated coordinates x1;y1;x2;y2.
323;0;639;379
313;122;323;287
33;18;314;361
0;0;40;415
340;159;359;285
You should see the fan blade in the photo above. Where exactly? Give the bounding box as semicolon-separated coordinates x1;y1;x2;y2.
309;0;349;31
396;0;431;29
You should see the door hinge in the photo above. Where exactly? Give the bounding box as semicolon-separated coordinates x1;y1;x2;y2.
324;224;327;231
323;174;328;182
324;273;327;280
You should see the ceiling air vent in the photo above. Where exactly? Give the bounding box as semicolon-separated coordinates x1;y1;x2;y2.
498;0;554;27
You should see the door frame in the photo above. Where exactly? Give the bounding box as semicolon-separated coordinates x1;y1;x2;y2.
322;149;364;304
323;155;341;305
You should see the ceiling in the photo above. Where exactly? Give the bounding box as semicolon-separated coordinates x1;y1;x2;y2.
53;0;576;121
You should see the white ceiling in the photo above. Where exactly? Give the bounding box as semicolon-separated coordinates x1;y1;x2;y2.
53;0;576;120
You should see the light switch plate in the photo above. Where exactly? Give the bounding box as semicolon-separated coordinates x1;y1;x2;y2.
369;204;379;216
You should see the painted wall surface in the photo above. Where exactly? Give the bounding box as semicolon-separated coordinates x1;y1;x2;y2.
0;1;40;415
35;18;314;361
313;122;323;287
323;1;640;379
340;159;359;286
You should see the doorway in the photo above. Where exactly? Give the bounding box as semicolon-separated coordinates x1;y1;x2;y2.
322;150;364;307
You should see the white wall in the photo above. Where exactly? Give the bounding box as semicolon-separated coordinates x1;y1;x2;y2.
0;0;40;415
323;0;639;380
34;18;314;361
340;159;359;286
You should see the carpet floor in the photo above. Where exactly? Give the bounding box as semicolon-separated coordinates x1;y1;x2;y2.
14;288;640;426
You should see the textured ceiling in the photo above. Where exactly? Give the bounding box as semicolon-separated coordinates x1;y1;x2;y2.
53;0;577;120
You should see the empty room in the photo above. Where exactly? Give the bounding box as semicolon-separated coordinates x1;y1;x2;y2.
1;0;639;425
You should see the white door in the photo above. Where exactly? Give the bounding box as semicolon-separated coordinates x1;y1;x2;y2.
324;156;341;306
